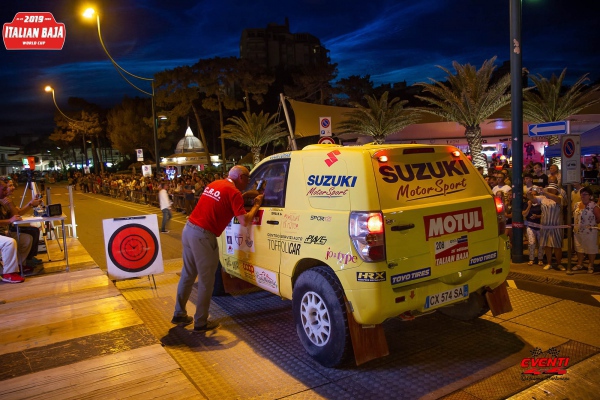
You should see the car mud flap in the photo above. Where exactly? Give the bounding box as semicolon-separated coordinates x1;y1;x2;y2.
344;296;389;366
219;269;256;295
485;281;513;316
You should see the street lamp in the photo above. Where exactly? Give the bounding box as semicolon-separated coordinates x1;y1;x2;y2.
82;8;161;177
44;86;88;168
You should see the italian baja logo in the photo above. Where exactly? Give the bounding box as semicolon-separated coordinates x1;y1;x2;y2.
521;347;570;380
4;12;66;50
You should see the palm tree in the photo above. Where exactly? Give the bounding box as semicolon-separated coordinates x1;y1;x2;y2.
415;57;511;169
523;69;600;165
222;111;288;166
338;91;418;145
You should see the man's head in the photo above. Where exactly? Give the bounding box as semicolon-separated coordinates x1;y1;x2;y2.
548;175;558;185
549;164;559;175
533;162;542;174
228;166;250;191
523;173;533;186
495;172;506;185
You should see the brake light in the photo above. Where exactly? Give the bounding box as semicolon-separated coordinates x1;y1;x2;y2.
349;212;386;262
451;150;461;157
494;196;506;234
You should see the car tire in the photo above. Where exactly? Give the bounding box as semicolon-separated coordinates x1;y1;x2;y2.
437;290;489;321
292;266;352;367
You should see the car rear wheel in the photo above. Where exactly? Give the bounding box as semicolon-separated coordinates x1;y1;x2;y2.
293;266;352;367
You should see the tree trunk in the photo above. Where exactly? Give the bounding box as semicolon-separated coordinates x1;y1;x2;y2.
96;135;105;174
373;135;385;145
191;104;212;167
547;134;561;167
464;125;486;169
251;146;261;166
90;139;100;174
218;94;226;172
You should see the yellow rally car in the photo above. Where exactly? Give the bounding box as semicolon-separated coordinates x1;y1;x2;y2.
219;144;511;367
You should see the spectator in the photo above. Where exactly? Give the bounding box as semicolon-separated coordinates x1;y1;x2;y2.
0;235;25;283
531;162;548;188
523;173;539;195
0;178;43;268
492;172;511;197
548;164;562;187
183;177;195;216
159;182;172;234
572;187;600;273
522;190;544;266
528;183;565;271
0;180;33;275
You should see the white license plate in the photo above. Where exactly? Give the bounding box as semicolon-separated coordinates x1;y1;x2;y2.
425;285;469;309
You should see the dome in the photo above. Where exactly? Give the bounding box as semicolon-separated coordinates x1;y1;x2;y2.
175;126;205;153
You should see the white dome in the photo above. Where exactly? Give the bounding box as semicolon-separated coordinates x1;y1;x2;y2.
175;126;205;153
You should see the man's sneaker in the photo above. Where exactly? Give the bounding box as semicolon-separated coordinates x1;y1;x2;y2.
557;265;566;271
29;257;43;265
2;273;25;283
543;264;552;270
171;315;193;326
160;230;170;234
193;321;220;332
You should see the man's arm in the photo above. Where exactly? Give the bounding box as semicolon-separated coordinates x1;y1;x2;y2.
237;194;264;227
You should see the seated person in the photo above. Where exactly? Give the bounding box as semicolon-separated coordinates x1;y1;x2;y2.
0;177;43;267
0;235;25;283
0;180;34;274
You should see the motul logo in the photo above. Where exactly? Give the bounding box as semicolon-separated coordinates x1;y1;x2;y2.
424;208;484;240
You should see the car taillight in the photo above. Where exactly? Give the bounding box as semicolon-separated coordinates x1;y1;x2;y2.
349;212;386;262
494;196;506;235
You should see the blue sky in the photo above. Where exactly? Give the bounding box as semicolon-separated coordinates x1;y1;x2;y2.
1;0;599;139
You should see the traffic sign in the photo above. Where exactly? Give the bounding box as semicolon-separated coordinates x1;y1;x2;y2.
319;117;332;137
528;121;569;137
318;137;336;145
560;135;580;184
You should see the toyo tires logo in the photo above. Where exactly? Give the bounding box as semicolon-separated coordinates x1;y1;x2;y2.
3;12;65;50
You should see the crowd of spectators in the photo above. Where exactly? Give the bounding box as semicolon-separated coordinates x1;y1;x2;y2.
483;155;600;273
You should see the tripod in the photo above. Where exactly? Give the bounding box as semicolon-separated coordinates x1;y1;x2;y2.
19;172;41;209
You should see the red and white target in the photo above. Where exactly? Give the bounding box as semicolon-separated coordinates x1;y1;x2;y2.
103;215;164;279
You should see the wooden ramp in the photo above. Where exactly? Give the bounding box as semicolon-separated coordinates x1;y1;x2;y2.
0;268;203;399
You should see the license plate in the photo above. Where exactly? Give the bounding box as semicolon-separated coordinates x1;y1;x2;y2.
425;285;469;309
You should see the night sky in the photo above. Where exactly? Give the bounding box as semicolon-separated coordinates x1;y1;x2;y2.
1;0;599;140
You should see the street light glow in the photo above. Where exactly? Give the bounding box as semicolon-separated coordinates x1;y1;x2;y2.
82;8;96;19
45;85;53;93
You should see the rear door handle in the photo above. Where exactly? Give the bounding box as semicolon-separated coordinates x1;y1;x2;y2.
266;220;279;225
391;223;415;231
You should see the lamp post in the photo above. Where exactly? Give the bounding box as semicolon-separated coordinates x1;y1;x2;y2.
510;0;525;262
83;8;161;177
44;86;88;169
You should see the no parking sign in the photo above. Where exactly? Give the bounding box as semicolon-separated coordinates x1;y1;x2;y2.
560;135;581;184
103;215;164;279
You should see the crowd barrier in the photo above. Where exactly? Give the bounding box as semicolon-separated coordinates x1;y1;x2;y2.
98;183;197;211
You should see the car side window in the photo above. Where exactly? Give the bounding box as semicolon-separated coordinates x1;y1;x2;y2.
245;160;289;208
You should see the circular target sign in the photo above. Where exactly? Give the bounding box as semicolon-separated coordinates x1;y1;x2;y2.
107;224;159;273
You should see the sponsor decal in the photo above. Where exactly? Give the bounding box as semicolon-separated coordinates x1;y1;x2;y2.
379;161;471;202
239;262;279;293
521;347;570;380
310;215;332;222
307;175;357;187
434;235;469;266
324;150;341;167
268;239;301;255
226;236;232;244
469;251;498;266
304;235;327;245
325;247;358;264
267;233;302;241
356;271;386;282
391;267;431;284
3;12;66;50
424;208;484;240
379;161;470;183
269;152;291;160
305;174;356;198
282;213;300;230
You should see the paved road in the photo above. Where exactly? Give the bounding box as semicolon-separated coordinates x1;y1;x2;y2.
19;182;600;399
